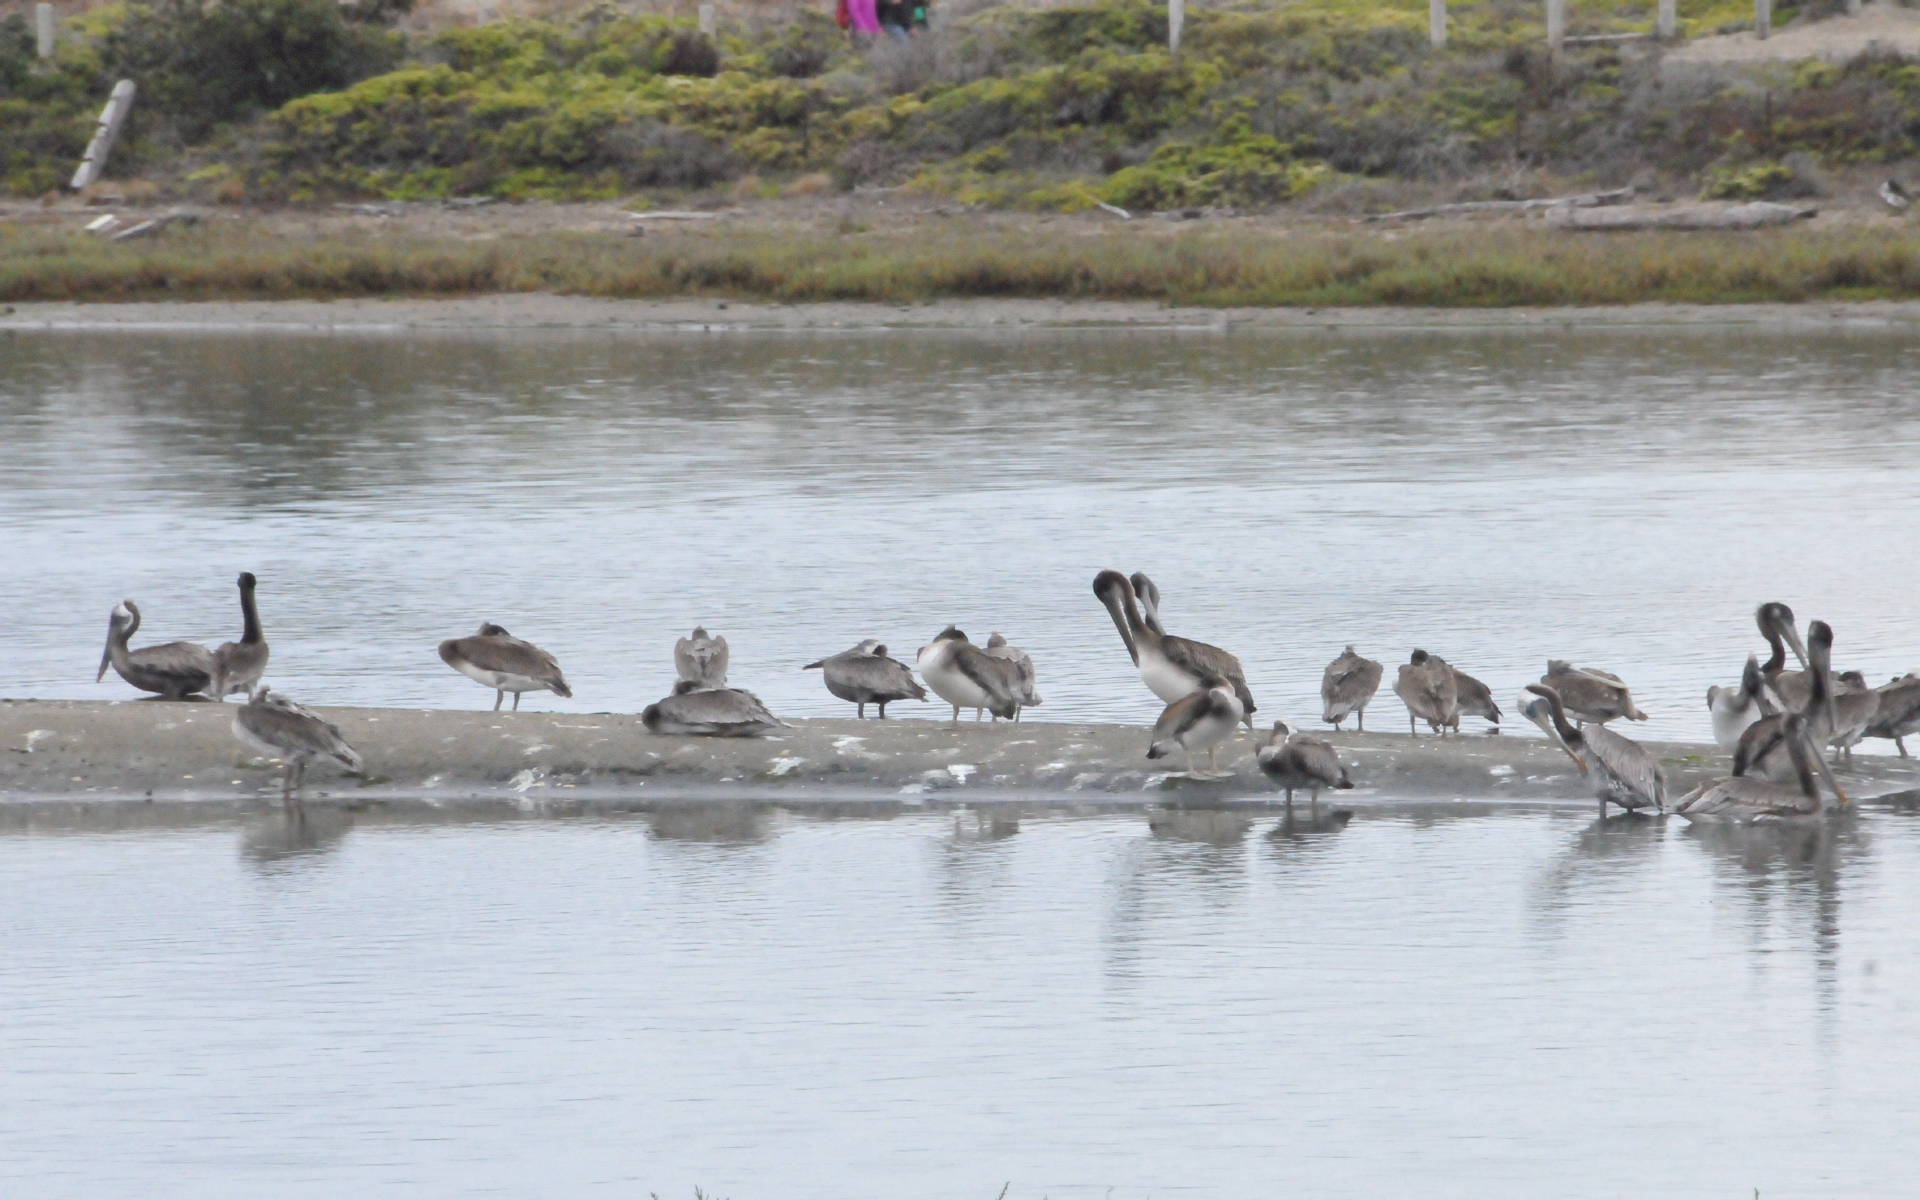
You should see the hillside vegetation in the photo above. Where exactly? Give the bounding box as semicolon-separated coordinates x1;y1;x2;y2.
6;0;1920;208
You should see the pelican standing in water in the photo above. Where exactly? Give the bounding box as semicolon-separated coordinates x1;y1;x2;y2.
1320;646;1382;732
1146;675;1245;779
1674;714;1847;823
804;640;926;718
209;572;269;701
1708;655;1774;752
232;687;362;803
916;626;1020;723
1447;665;1502;732
984;632;1043;720
1093;571;1256;727
1522;684;1666;816
1394;650;1458;735
438;622;572;711
675;627;729;688
1864;673;1920;757
642;680;785;736
97;601;213;700
1537;660;1647;725
1256;720;1353;809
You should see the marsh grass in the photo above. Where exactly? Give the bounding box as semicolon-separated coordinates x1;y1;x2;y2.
4;221;1918;306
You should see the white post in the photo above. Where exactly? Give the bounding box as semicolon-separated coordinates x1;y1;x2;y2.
70;79;136;192
1845;0;1859;13
697;3;714;35
1756;0;1770;38
1168;0;1183;53
1658;0;1676;38
1546;0;1565;50
36;3;54;58
1429;0;1446;48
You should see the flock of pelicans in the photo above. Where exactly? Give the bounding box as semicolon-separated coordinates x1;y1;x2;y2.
95;570;1920;822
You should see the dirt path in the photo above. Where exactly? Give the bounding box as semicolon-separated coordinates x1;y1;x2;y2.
1668;0;1920;63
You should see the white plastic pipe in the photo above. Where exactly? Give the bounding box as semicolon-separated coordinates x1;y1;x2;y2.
1756;0;1770;39
36;3;54;58
1658;0;1676;38
1547;0;1565;50
1169;0;1184;53
698;3;714;35
1430;0;1445;48
70;79;136;192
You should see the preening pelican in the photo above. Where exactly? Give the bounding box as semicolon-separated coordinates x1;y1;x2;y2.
1675;714;1847;823
1537;660;1647;725
675;627;729;688
1708;654;1774;752
1093;570;1256;727
985;632;1043;720
1448;666;1501;731
1256;720;1353;808
209;572;268;701
97;600;213;700
1393;649;1458;735
642;680;785;736
804;640;926;718
1145;675;1245;779
1320;646;1382;732
916;627;1020;723
1522;684;1666;815
1864;673;1920;757
438;622;572;711
1736;621;1864;777
232;687;362;803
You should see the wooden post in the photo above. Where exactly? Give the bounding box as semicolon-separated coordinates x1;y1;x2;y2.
70;79;135;192
1546;0;1565;50
1756;0;1770;38
36;3;54;58
1658;0;1676;38
697;3;714;35
1168;0;1183;53
1429;0;1445;48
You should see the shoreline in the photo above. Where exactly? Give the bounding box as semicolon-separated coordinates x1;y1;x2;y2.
7;699;1917;807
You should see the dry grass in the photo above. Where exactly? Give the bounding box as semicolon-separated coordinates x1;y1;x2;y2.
4;219;1919;306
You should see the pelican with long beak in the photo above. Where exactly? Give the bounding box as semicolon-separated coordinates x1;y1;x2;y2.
97;600;213;699
438;622;572;711
232;687;363;804
209;572;269;701
1522;684;1666;816
1674;714;1847;822
1755;601;1812;709
1093;570;1256;727
1736;620;1846;781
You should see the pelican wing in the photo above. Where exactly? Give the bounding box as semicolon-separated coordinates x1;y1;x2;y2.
1150;690;1209;747
1161;635;1256;718
210;639;269;693
1449;668;1501;721
832;653;927;700
646;686;785;736
1866;678;1920;738
675;632;729;686
1733;715;1794;781
1582;724;1665;807
953;646;1020;718
1321;651;1383;719
1674;777;1817;820
1287;734;1350;788
129;640;216;692
442;634;571;695
235;700;362;770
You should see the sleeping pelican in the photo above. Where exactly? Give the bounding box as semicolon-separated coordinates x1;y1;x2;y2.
1093;571;1256;727
1256;720;1353;809
1537;660;1647;725
209;572;269;701
1674;714;1847;823
1320;646;1382;732
1522;684;1666;815
1864;673;1920;757
1393;650;1457;735
232;687;362;803
916;626;1020;723
675;627;729;688
97;600;213;700
1447;665;1502;731
1146;676;1245;779
804;640;926;718
1708;655;1774;752
438;622;572;711
642;680;785;736
985;632;1043;720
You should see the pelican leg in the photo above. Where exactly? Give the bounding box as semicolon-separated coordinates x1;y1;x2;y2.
281;761;294;802
1898;737;1909;759
1185;748;1199;776
1283;787;1294;811
513;691;522;712
951;704;961;724
1310;788;1320;814
493;690;504;712
1357;709;1365;733
857;703;866;719
1408;714;1416;736
877;702;888;719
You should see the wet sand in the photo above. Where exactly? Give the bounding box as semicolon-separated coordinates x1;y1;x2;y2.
6;699;1916;806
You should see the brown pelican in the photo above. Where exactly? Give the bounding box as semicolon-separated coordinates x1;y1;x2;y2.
675;627;729;688
437;622;572;711
1320;646;1382;732
97;601;213;700
1708;655;1774;752
641;680;785;736
1674;713;1847;823
1256;720;1353;809
1448;666;1501;731
232;687;363;802
985;632;1043;720
1522;684;1666;815
209;572;268;701
1145;675;1245;779
804;640;926;718
1864;673;1920;757
1755;602;1812;709
1736;621;1865;776
916;627;1019;723
1537;660;1647;725
1093;571;1256;727
1393;650;1457;735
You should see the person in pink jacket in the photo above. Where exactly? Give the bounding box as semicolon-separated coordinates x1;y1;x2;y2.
846;0;882;37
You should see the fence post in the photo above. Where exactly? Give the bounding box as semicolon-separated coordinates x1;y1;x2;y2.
1429;0;1445;48
697;3;714;35
1755;0;1770;38
1658;0;1676;38
1546;0;1565;50
36;3;54;58
1169;0;1183;52
70;79;135;192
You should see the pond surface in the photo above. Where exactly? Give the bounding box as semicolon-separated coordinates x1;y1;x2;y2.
3;325;1919;742
3;802;1918;1198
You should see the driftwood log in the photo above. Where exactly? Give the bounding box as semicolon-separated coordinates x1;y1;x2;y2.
1363;186;1635;222
1546;201;1817;230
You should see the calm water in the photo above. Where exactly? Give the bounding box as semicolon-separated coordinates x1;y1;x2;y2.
2;326;1919;741
4;802;1920;1197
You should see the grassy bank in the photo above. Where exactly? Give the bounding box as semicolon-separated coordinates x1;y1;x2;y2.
5;219;1919;305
